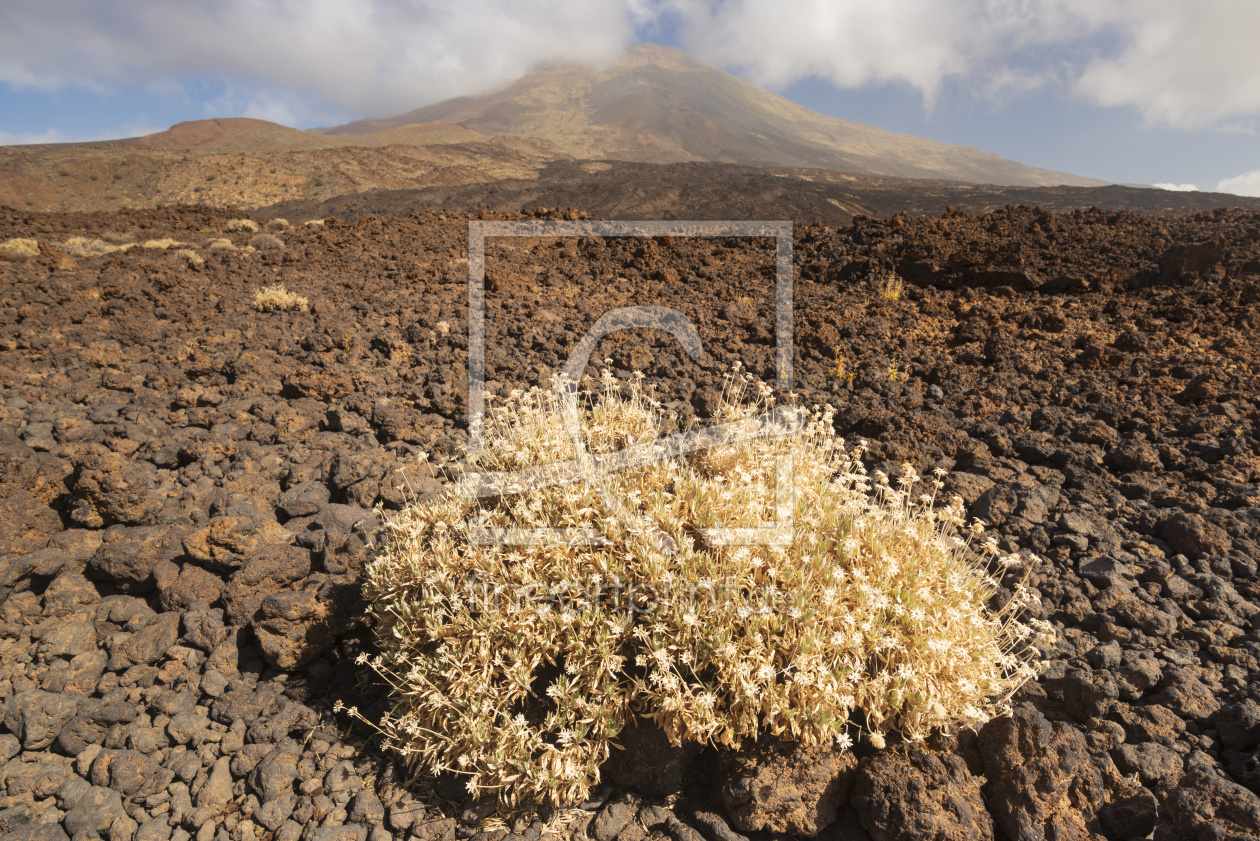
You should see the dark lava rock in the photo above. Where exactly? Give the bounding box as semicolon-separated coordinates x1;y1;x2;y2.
68;444;162;527
1162;512;1233;559
1155;753;1260;841
978;705;1104;841
182;514;293;573
209;685;318;744
222;543;311;625
2;690;79;750
88;524;187;593
155;560;224;611
0;490;62;556
253;588;337;670
603;717;702;800
107;611;180;670
1214;700;1260;752
850;746;992;841
716;737;857;836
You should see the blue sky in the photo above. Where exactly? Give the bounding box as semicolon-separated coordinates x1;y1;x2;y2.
2;1;1258;195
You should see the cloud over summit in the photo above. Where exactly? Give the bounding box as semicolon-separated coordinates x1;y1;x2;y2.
1;0;1259;134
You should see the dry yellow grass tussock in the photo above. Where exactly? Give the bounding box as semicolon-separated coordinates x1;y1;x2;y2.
56;237;132;257
355;367;1053;807
0;238;40;260
251;284;308;312
249;233;284;252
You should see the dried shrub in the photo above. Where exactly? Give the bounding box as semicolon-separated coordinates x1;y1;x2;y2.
175;249;204;268
304;218;326;227
141;238;187;249
205;238;236;252
880;272;905;301
100;231;135;245
265;218;290;232
249;233;284;252
225;218;259;233
0;238;40;260
252;284;308;312
356;368;1053;806
56;237;131;257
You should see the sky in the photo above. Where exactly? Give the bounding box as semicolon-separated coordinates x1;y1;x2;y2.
1;1;1259;196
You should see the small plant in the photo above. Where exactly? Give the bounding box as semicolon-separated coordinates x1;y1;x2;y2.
265;218;290;232
225;218;259;233
250;233;284;252
355;367;1052;807
142;238;187;249
0;238;40;260
175;249;204;268
435;321;451;336
56;237;131;257
199;227;217;235
252;284;308;312
879;272;905;301
205;238;236;252
304;219;326;227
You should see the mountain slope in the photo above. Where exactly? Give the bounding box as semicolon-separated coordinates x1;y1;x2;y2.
322;43;1104;188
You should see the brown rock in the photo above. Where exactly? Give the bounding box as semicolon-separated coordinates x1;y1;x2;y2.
88;524;187;593
68;444;161;527
1162;512;1233;559
183;515;293;573
851;746;992;841
156;562;225;611
717;737;858;837
1155;754;1260;841
978;705;1104;841
253;588;337;670
222;543;311;625
0;489;62;555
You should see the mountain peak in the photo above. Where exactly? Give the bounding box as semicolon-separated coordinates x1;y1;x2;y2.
320;44;1104;188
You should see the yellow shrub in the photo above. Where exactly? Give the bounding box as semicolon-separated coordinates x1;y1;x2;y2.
356;368;1052;807
225;218;259;233
251;284;308;312
0;238;40;260
175;249;204;268
56;237;131;257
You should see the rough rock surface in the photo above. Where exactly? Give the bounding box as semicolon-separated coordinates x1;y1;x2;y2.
4;203;1260;841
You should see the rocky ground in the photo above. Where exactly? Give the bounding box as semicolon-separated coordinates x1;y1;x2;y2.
263;160;1260;227
2;202;1260;841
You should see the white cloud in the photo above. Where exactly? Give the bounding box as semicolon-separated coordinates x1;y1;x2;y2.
2;1;1259;133
0;1;637;124
666;1;1260;130
1072;1;1260;129
1153;183;1197;192
1216;170;1260;197
0;128;73;145
667;0;1095;106
0;119;160;145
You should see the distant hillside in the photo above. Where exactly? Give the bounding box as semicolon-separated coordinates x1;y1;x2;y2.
263;160;1260;226
129;117;484;153
322;43;1105;188
0;119;562;213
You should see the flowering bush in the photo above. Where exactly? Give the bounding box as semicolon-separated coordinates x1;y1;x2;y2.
355;366;1052;806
